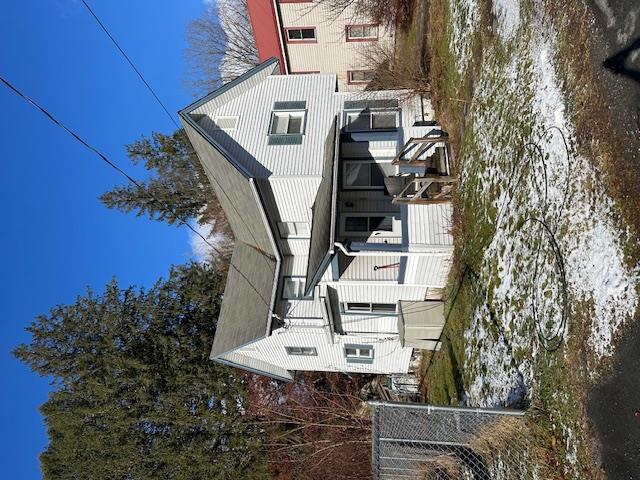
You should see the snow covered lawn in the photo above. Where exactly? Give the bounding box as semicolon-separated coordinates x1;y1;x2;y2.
425;0;640;477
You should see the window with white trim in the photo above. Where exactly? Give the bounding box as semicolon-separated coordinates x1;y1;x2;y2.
212;116;238;130
285;346;317;356
270;111;306;135
344;302;397;314
346;25;378;41
344;344;374;363
342;160;394;189
342;215;399;236
277;221;310;238
282;276;313;300
345;110;397;131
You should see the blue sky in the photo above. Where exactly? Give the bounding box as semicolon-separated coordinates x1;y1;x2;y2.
0;1;208;478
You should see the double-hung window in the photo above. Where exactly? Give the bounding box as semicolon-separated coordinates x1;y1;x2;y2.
344;302;397;314
344;344;374;363
344;110;398;131
342;160;394;189
282;276;313;300
346;25;378;41
285;27;316;43
285;346;317;356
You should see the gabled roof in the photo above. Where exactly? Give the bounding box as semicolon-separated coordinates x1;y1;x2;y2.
304;116;340;295
179;60;283;364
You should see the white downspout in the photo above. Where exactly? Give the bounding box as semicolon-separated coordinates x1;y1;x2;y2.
333;242;450;257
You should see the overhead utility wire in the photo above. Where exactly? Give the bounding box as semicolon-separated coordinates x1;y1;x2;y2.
77;3;295;321
79;0;276;267
0;75;275;313
80;0;180;130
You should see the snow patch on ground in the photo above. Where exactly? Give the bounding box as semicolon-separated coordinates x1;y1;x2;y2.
461;27;637;406
449;0;480;75
562;424;578;466
530;40;638;362
492;0;521;41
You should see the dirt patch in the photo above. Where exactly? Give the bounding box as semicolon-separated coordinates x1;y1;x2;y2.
587;319;640;478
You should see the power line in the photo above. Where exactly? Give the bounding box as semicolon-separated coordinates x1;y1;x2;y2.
78;0;280;275
75;4;295;321
80;0;180;130
0;74;275;313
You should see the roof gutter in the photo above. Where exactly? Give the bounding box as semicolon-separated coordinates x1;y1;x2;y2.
249;177;283;333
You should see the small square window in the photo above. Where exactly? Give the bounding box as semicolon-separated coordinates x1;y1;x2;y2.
344;344;374;363
270;111;306;135
286;346;318;356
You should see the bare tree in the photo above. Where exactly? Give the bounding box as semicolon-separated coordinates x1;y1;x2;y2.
185;0;259;95
245;372;374;479
316;0;412;29
359;41;431;93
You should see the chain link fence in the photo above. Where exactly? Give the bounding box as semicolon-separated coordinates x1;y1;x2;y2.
370;401;542;479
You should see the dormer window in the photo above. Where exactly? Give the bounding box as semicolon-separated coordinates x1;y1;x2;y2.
268;101;307;145
270;111;305;135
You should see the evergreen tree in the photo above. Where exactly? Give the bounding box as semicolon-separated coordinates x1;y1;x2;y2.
14;263;267;480
100;129;231;240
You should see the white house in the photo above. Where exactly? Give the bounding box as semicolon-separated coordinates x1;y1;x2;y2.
246;0;394;90
179;59;455;381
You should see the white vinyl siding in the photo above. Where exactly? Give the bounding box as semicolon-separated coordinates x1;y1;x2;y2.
277;221;310;238
282;277;313;300
212;116;238;130
192;75;340;177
